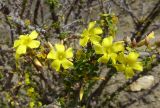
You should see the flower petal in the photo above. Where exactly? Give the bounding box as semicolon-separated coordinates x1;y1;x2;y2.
90;35;101;44
98;55;109;63
131;62;143;71
88;21;96;30
125;67;134;78
66;48;73;58
93;27;103;35
13;40;21;48
79;37;89;47
110;53;117;64
81;29;89;37
28;40;40;48
47;49;56;59
115;64;125;72
62;59;73;69
127;52;139;64
51;60;61;71
16;45;27;54
102;36;113;48
29;30;38;39
55;44;65;52
117;53;126;63
93;44;103;54
19;35;27;39
112;41;124;52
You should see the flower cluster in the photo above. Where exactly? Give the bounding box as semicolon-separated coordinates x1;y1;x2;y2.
94;36;124;64
79;21;143;78
13;20;143;78
13;30;73;71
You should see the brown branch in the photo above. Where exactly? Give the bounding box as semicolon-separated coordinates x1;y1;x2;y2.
64;0;79;24
33;0;41;25
86;68;117;107
20;0;27;18
4;15;14;46
132;0;160;42
111;0;139;26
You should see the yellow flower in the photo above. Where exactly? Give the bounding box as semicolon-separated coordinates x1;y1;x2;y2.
80;21;103;47
94;36;124;64
47;44;73;71
115;52;143;78
13;30;40;55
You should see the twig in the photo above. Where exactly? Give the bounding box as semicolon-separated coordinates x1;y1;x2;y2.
132;0;160;42
33;0;41;25
86;68;117;107
64;0;79;24
5;15;14;46
111;0;139;26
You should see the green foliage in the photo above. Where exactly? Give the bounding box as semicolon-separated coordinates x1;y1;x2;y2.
45;0;60;8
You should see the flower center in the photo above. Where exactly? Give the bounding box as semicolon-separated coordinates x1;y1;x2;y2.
22;37;32;45
57;52;65;60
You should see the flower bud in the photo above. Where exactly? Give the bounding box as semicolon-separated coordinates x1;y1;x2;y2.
131;38;137;47
33;58;43;70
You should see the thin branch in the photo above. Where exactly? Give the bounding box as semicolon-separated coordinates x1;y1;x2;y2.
132;0;160;42
111;0;139;26
64;0;79;24
33;0;41;25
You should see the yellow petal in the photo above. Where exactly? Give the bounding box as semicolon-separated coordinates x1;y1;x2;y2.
90;35;101;44
112;41;124;52
125;67;134;78
19;35;27;39
62;59;73;69
102;36;113;48
79;37;89;47
13;40;21;48
127;52;139;64
47;49;56;59
55;44;65;52
28;40;40;48
66;48;73;58
16;45;27;54
93;44;103;54
51;60;61;71
88;21;96;30
29;30;38;39
115;64;125;72
98;55;109;63
93;27;103;34
81;29;89;37
110;53;117;64
117;53;126;63
131;62;143;71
